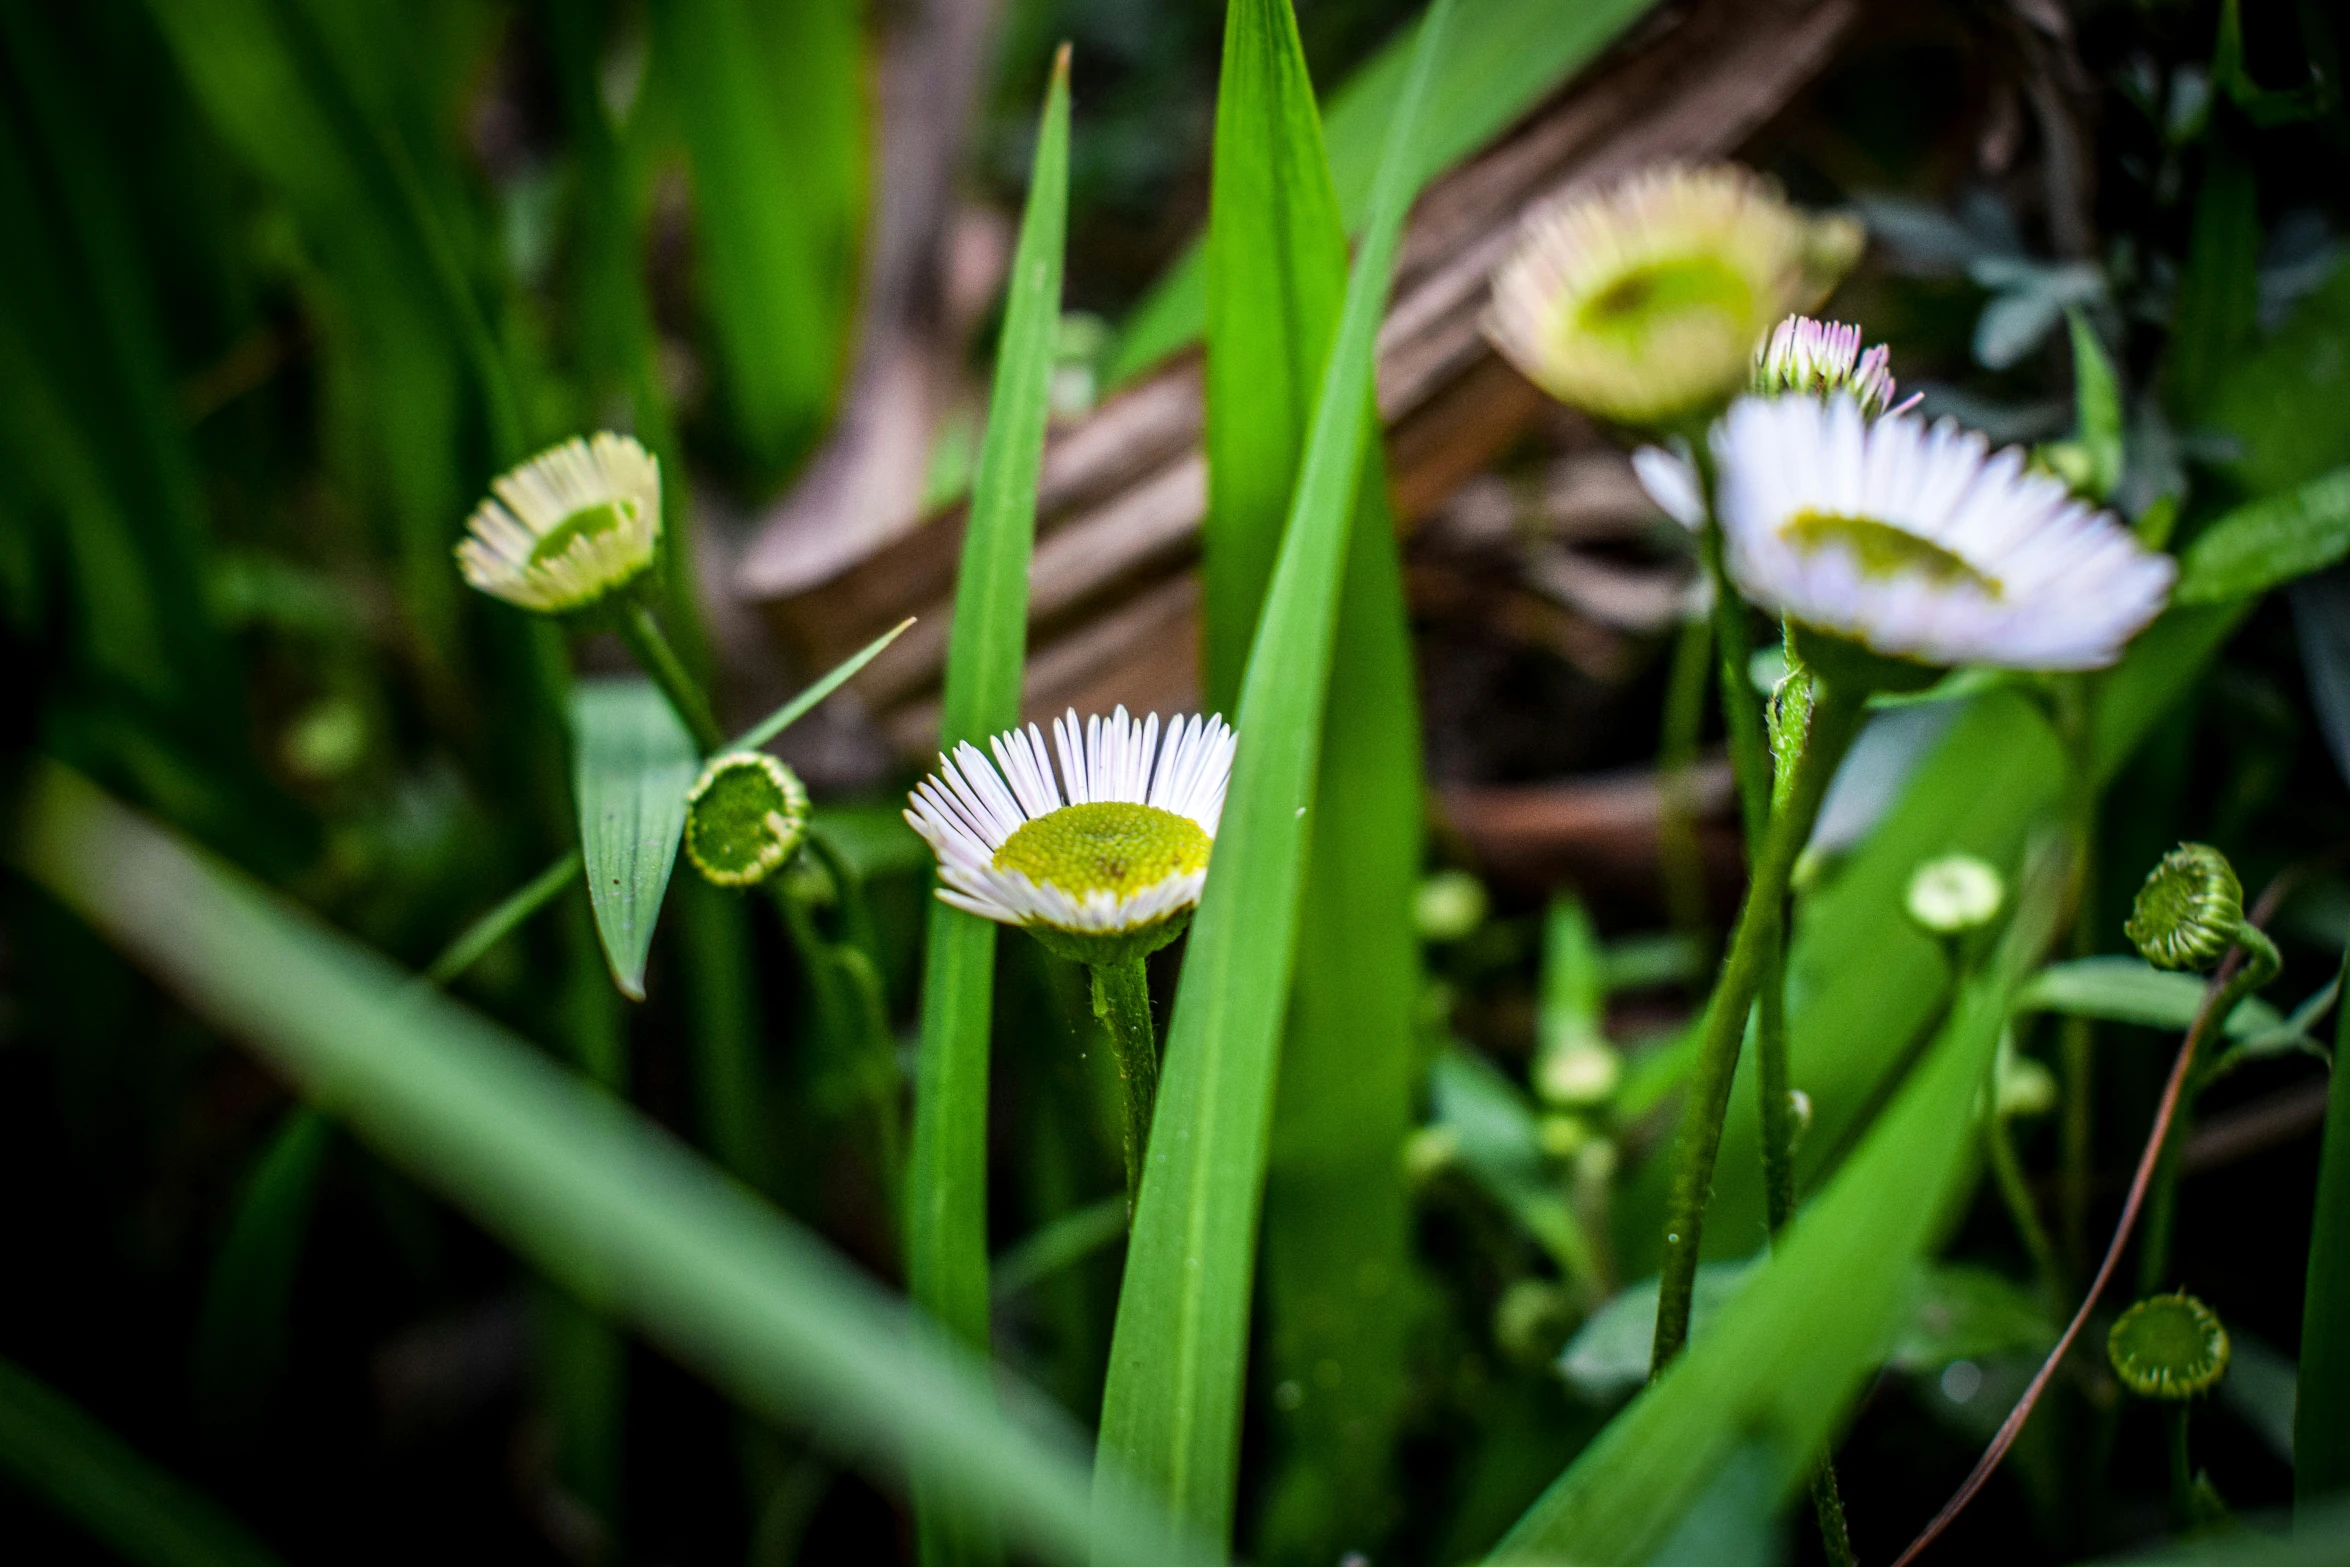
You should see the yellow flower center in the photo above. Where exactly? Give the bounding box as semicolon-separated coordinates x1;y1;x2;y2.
530;498;639;567
1576;255;1758;345
1782;510;2002;597
993;801;1211;901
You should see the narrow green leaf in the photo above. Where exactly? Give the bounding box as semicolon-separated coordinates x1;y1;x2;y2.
423;851;583;988
2174;464;2350;604
11;763;1210;1567
1094;1;1453;1547
733;617;918;751
2166;145;2259;421
0;1352;286;1567
904;49;1070;1567
193;1108;333;1438
573;678;699;1000
1106;0;1660;384
1488;864;2060;1565
2065;307;2123;500
1430;1049;1603;1287
1200;1;1422;1554
2298;941;2350;1509
648;0;866;481
2016;955;2285;1038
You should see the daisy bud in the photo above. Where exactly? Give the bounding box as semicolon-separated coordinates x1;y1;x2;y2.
905;707;1235;967
1752;315;1900;415
2125;843;2244;974
2107;1292;2230;1400
456;434;662;613
685;752;811;887
1485;166;1863;430
1905;854;2006;936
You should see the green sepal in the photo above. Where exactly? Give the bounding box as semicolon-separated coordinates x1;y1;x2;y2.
1024;914;1191;970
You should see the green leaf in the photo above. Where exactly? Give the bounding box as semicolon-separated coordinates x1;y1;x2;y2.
2174;465;2350;604
1105;0;1660;384
1200;1;1424;1555
1093;1;1453;1547
2166;145;2259;423
2209;260;2350;497
1558;1261;1759;1403
648;0;866;481
0;1352;287;1567
2015;955;2285;1038
573;678;699;1000
1430;1049;1604;1287
732;617;917;751
2299;941;2350;1509
904;49;1069;1567
2066;307;2124;500
11;763;1209;1567
1488;864;2060;1565
193;1108;333;1438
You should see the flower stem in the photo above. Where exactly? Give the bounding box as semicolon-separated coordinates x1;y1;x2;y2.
1694;505;1770;850
1987;1097;2066;1319
2054;674;2100;1277
612;599;725;754
1658;612;1717;977
2168;1403;2194;1525
1651;676;1864;1375
1090;958;1161;1218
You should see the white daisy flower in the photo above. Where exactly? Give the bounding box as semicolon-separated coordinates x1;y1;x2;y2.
1711;395;2175;672
1484;165;1863;428
905;707;1236;954
1752;315;1905;415
456;433;662;613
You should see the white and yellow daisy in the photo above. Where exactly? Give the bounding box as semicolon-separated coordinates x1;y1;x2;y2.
1752;315;1905;414
1484;165;1863;428
456;433;662;613
905;707;1235;956
1711;395;2175;671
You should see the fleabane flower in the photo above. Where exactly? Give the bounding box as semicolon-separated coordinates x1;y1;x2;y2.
1484;165;1863;429
457;433;662;613
1752;315;1904;415
1710;394;2175;672
906;707;1236;961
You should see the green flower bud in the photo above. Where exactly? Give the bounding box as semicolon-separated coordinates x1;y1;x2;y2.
1537;1042;1623;1108
1905;853;2006;936
2107;1291;2230;1400
1415;869;1489;943
2125;843;2244;973
1493;1278;1578;1367
684;752;810;887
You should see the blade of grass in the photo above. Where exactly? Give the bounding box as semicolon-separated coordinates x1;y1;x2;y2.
1106;0;1659;384
1198;3;1422;1553
0;1353;287;1567
2296;939;2350;1510
12;762;1215;1567
904;48;1070;1567
423;851;583;988
1486;854;2062;1566
572;678;700;1001
733;618;918;751
191;1108;333;1439
1092;2;1452;1548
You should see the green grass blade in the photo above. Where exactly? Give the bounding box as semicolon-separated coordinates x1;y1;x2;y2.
2016;955;2284;1037
905;48;1070;1567
648;0;866;482
2297;940;2350;1509
423;851;584;988
1486;860;2062;1565
2174;464;2350;604
733;617;919;751
192;1108;333;1439
12;762;1218;1567
1199;2;1422;1553
0;1352;287;1567
1106;0;1659;384
1093;1;1452;1547
573;679;699;1001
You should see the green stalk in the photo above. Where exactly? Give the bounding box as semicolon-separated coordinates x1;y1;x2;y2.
2168;1404;2194;1526
422;851;582;988
2055;675;2099;1276
2295;940;2350;1511
1986;1092;2066;1318
2136;925;2280;1294
1694;506;1770;850
1657;611;1716;976
1090;959;1161;1217
611;600;725;754
1650;678;1863;1374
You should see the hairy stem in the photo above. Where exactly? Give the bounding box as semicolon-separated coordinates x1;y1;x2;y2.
1090;958;1161;1219
1651;678;1863;1374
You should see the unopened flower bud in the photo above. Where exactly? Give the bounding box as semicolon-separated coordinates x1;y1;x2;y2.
1537;1043;1623;1108
1905;853;2006;936
2125;843;2244;973
685;752;810;887
2107;1291;2230;1400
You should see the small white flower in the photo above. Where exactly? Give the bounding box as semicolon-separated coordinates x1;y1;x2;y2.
1711;395;2175;671
1752;315;1905;415
456;433;662;613
905;707;1236;941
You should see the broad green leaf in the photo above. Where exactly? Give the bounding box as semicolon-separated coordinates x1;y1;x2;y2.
1106;0;1660;384
1430;1049;1603;1287
2166;145;2258;421
2174;464;2350;604
1201;1;1423;1555
648;0;866;481
573;678;699;1000
2092;1498;2350;1564
904;51;1069;1567
0;1352;286;1567
1093;2;1453;1547
2208;260;2350;497
11;763;1210;1567
1489;866;2059;1565
1558;1261;1758;1403
2299;942;2350;1509
2016;955;2285;1038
